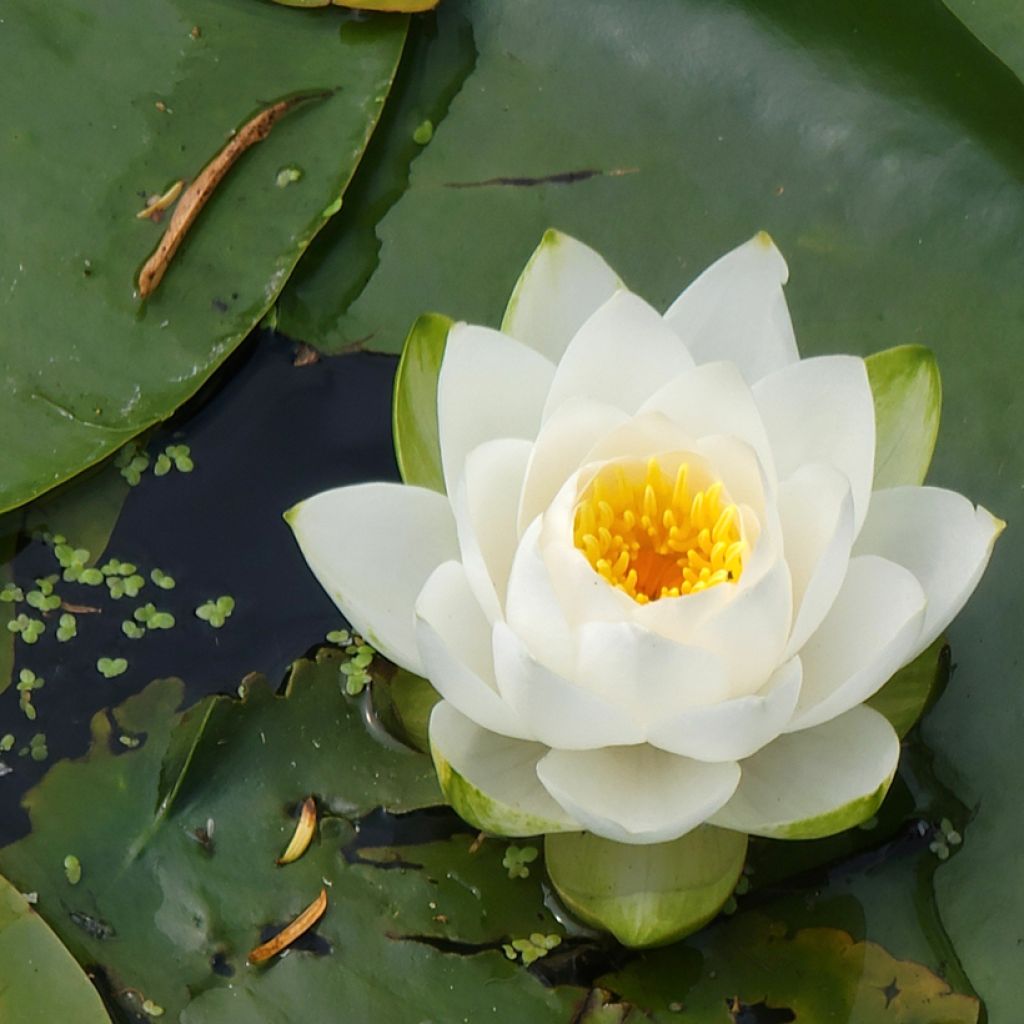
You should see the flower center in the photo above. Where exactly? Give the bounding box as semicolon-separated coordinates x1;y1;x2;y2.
572;457;745;604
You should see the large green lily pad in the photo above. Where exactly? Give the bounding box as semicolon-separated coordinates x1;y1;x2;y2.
0;646;977;1022
277;1;1024;1014
0;872;112;1023
0;1;407;514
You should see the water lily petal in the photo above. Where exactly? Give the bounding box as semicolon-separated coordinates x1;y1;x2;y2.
787;555;926;731
753;355;875;533
778;462;856;657
415;561;532;739
574;620;733;718
429;701;578;836
517;398;629;534
437;324;555;495
537;744;741;845
692;433;773;516
502;228;623;364
454;438;532;621
639;361;775;479
683;553;793;698
287;483;457;674
853;486;1003;653
582;410;698;465
663;232;798;384
710;705;899;839
542;290;695;421
504;518;577;677
493;622;645;748
648;657;802;762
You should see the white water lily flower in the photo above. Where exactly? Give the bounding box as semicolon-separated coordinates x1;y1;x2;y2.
289;230;1002;851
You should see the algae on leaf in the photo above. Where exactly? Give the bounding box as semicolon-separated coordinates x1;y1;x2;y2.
0;2;408;513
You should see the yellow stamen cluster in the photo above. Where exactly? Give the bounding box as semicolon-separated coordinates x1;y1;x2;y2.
573;458;745;604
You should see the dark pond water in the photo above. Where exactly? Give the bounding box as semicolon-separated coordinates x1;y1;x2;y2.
0;331;398;841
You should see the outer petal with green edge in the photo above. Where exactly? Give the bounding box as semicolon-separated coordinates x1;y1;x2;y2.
536;745;741;845
541;291;694;421
544;826;748;948
286;483;457;674
663;232;798;385
436;324;554;495
865;345;942;489
710;704;899;840
392;313;452;493
501;229;623;364
853;486;1004;653
428;701;578;836
753;355;876;533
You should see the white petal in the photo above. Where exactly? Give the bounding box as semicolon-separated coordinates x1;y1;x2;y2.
648;658;802;762
414;561;531;739
853;487;1004;653
582;410;697;465
787;555;926;731
663;232;798;384
575;620;733;719
754;355;876;533
287;483;457;674
429;702;578;835
537;745;740;845
711;705;899;839
517;398;629;535
692;433;773;516
437;324;555;495
542;291;695;421
685;555;793;698
492;623;645;749
453;439;532;621
504;518;577;678
639;361;776;479
501;229;623;364
778;463;856;657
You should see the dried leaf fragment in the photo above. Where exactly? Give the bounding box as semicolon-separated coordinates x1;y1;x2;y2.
135;180;184;221
277;797;317;865
248;887;328;964
136;90;332;299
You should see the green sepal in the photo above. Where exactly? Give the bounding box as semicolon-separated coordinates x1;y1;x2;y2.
392;313;453;493
866;635;949;739
866;344;942;488
371;664;441;753
545;826;748;948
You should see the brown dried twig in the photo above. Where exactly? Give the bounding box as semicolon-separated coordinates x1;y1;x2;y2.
136;90;333;299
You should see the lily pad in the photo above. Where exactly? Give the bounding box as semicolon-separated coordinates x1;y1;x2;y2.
0;872;112;1023
0;2;407;513
602;912;979;1022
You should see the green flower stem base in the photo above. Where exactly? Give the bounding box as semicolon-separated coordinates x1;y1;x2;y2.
544;826;748;948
